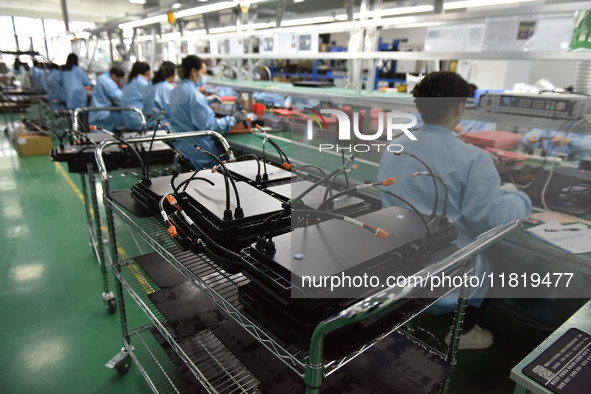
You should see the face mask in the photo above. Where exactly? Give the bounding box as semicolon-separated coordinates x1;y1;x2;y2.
196;75;207;87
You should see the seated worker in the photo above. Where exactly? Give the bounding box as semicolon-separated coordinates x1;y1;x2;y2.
121;61;151;131
378;71;532;349
520;128;591;160
142;60;176;128
61;53;93;110
88;66;125;132
168;55;246;170
47;63;66;111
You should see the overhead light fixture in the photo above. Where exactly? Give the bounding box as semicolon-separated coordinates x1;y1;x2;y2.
352;4;434;19
129;0;146;4
209;25;238;33
334;14;348;21
175;1;237;18
293;0;305;3
444;0;538;9
247;21;277;30
171;3;182;9
280;16;334;27
118;14;168;30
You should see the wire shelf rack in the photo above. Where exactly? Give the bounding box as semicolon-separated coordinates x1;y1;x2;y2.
118;260;259;393
107;195;521;389
125;326;190;394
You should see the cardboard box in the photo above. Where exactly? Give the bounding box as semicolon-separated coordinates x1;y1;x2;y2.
229;119;252;134
15;132;52;157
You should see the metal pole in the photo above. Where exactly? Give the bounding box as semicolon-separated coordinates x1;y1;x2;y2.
41;19;50;60
434;0;444;14
108;31;114;64
11;17;20;52
60;0;70;32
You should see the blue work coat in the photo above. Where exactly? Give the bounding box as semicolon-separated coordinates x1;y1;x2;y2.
521;128;591;160
378;124;532;313
142;81;173;128
121;75;149;131
89;72;123;132
169;78;236;169
47;69;66;110
61;65;92;110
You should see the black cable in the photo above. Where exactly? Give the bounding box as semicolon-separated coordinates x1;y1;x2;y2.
233;153;262;181
294;164;326;177
144;109;165;179
291;159;353;206
413;173;449;216
267;206;289;241
94;126;148;183
317;186;360;211
195;145;243;219
342;150;349;188
396;151;438;219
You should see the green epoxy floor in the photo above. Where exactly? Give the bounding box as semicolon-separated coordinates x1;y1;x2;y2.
0;124;148;393
0;112;586;393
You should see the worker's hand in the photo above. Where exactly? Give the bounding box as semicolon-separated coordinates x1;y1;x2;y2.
198;86;207;94
500;182;518;193
528;136;540;143
206;94;222;104
551;136;572;146
453;124;465;134
233;110;247;123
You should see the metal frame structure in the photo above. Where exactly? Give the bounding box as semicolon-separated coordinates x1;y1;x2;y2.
96;132;521;393
65;106;148;313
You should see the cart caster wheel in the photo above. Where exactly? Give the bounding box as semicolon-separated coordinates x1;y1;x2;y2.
106;299;117;314
115;361;131;374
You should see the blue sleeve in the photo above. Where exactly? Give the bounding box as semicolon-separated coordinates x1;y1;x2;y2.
571;133;591;159
77;66;93;87
520;128;545;150
189;90;236;133
108;81;122;105
461;153;532;234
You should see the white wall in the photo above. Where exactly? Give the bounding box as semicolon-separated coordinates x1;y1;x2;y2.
528;60;577;89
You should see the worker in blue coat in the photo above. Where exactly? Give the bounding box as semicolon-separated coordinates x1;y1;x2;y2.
378;71;531;350
142;60;176;128
47;64;66;110
121;61;150;131
88;66;125;132
61;53;93;110
169;55;246;169
520;128;591;160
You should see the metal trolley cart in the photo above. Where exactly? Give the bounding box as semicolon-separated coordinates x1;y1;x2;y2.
53;106;156;313
96;133;521;393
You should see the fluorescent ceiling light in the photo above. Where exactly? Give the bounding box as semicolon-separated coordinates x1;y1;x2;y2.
381;5;434;16
293;0;305;3
334;14;348;21
246;21;277;30
444;0;538;9
118;14;168;29
280;16;334;27
185;29;208;36
172;3;182;9
175;1;237;18
353;5;434;19
209;25;238;33
129;0;146;4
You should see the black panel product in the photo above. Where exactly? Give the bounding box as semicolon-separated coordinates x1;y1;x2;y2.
147;281;227;339
478;92;591;119
241;206;458;303
266;180;369;216
131;170;290;252
50;131;175;173
223;159;294;185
